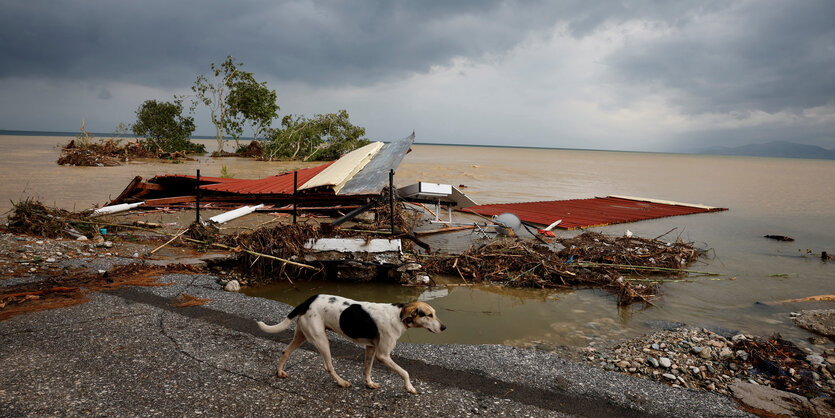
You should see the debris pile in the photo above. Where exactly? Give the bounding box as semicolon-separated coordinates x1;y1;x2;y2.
6;199;94;238
57;138;156;166
421;232;707;306
221;223;324;285
238;140;264;158
579;327;835;401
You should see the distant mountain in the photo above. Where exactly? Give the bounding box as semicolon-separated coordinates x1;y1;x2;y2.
700;141;835;160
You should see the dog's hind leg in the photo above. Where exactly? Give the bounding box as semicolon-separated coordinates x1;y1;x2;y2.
276;327;306;378
363;346;380;389
302;325;351;388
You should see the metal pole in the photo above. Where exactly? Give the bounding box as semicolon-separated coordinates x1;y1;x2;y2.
389;169;395;234
195;169;200;224
293;170;298;224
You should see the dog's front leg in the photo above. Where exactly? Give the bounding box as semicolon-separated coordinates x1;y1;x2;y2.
376;353;416;394
364;346;380;389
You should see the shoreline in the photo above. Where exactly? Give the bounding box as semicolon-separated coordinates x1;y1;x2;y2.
1;232;833;415
1;259;750;416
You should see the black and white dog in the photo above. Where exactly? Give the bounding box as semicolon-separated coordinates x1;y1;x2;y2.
257;294;446;393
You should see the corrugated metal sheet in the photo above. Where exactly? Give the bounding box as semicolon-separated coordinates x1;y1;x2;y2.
339;133;415;195
199;162;334;195
299;142;384;192
461;196;727;230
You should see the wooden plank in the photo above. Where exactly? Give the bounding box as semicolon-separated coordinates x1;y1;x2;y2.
108;176;143;205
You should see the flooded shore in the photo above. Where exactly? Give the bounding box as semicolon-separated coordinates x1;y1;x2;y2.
2;134;834;351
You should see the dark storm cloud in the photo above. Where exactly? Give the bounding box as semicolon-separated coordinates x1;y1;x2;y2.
1;0;832;147
0;1;714;87
604;0;835;115
0;0;567;86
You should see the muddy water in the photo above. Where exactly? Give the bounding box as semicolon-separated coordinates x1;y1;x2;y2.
3;135;835;349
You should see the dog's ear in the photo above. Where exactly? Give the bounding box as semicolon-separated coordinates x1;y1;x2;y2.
400;303;419;325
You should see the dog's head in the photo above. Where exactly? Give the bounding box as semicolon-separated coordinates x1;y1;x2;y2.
400;302;446;333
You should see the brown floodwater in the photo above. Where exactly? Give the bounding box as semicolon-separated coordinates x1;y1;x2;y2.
3;135;834;349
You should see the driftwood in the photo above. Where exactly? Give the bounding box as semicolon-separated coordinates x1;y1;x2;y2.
421;232;708;306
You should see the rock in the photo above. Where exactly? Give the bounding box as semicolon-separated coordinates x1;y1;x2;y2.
651;343;660;350
45;257;56;263
662;373;677;380
807;354;825;366
659;357;672;368
224;280;241;292
730;382;818;417
699;347;713;359
735;350;749;361
647;357;659;368
103;241;114;248
691;346;704;355
719;348;733;359
731;334;747;343
616;360;630;369
793;309;835;337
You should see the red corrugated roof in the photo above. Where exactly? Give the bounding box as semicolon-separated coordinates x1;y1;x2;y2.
461;196;727;230
199;162;334;195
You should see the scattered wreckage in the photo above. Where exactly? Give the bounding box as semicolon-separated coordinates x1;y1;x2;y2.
12;132;732;306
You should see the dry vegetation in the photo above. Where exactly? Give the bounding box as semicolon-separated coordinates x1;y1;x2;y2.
421;232;709;306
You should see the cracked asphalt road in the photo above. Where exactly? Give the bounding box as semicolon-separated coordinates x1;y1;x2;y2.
0;273;750;417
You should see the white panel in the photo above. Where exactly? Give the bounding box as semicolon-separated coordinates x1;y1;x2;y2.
305;238;402;253
419;182;452;195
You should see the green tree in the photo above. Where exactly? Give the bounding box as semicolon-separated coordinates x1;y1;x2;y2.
191;56;249;153
227;74;279;150
263;109;370;161
132;98;204;153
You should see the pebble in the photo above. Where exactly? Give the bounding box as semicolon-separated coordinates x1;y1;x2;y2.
577;326;835;399
224;280;241;292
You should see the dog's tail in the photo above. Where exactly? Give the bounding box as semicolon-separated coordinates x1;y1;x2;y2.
256;318;294;334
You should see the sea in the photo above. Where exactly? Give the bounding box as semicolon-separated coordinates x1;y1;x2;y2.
2;133;834;351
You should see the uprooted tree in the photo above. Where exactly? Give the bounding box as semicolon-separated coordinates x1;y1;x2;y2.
262;109;370;161
132;98;204;153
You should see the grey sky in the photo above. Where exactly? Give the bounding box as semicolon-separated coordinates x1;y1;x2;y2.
1;0;833;151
